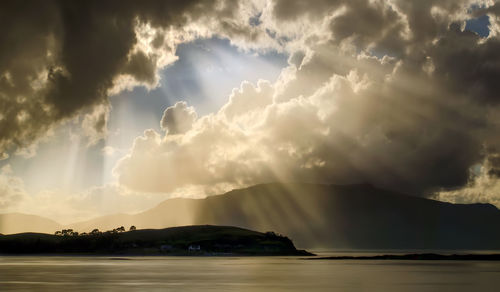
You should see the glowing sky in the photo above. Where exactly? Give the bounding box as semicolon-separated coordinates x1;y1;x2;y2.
1;0;500;223
4;37;287;195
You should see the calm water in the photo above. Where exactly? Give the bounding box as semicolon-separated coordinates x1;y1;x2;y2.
1;255;500;291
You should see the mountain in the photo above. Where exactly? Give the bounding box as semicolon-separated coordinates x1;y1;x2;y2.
68;183;500;250
0;213;62;235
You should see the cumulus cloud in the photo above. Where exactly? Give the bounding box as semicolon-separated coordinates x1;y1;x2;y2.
114;0;500;199
221;80;273;121
160;101;197;135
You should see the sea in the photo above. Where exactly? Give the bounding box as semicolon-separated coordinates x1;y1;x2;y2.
1;251;500;291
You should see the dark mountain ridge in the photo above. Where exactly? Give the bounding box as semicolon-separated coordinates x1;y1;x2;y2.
2;183;499;249
69;183;500;249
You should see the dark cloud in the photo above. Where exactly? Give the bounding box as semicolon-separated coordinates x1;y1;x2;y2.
0;0;242;156
267;0;500;195
271;0;343;21
430;25;500;105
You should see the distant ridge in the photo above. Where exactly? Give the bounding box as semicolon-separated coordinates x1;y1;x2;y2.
0;213;62;234
68;183;500;249
309;253;500;261
3;183;500;250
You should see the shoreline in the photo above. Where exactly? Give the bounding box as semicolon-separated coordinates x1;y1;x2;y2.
0;253;313;257
307;253;500;261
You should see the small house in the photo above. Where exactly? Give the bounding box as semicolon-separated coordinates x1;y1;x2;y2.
188;244;201;251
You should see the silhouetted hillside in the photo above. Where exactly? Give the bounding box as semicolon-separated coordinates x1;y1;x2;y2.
0;225;310;256
68;183;500;250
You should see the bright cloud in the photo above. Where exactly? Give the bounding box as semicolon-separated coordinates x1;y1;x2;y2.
112;0;500;207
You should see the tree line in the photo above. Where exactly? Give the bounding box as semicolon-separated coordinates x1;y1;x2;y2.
54;226;136;236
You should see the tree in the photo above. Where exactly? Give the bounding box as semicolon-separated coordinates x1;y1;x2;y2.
129;226;136;231
116;226;125;232
55;231;62;236
62;229;74;236
90;229;100;235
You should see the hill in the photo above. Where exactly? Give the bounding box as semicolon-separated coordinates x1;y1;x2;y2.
0;225;311;256
0;213;62;235
67;183;500;250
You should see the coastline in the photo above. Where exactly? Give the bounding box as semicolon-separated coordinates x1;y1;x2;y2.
307;253;500;261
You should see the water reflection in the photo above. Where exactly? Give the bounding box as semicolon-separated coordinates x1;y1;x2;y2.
1;256;499;291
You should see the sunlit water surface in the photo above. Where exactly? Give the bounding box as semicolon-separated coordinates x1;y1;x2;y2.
1;254;500;291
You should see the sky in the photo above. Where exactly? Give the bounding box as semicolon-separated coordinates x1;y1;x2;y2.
1;0;500;224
